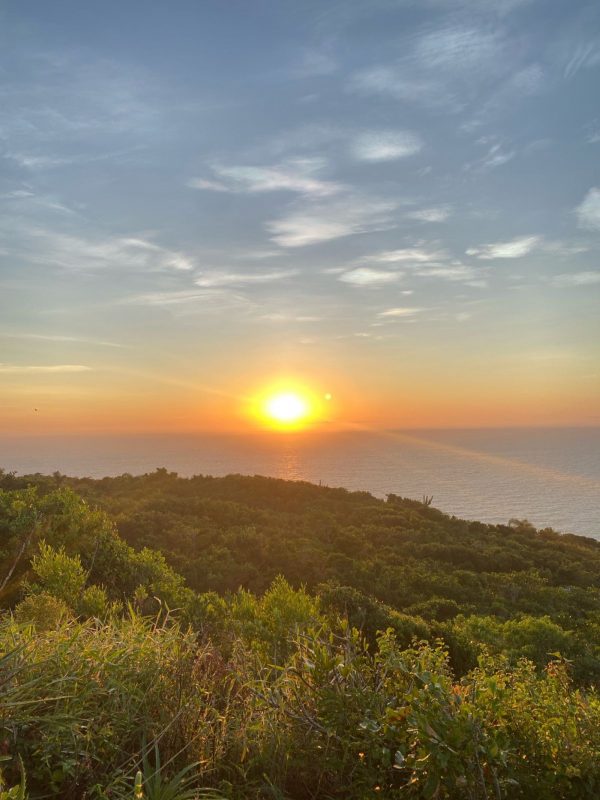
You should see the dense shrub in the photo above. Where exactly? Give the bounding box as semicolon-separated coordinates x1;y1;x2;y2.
1;478;600;797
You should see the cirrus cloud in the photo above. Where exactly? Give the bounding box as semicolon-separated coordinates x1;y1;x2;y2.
466;235;541;259
0;364;92;374
550;271;600;287
575;188;600;231
351;130;422;162
338;268;402;286
267;196;398;248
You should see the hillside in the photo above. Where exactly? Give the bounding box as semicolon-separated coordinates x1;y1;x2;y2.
1;469;600;798
3;468;600;618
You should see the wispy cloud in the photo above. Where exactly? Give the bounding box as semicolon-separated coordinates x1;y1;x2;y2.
542;241;589;257
350;25;506;112
292;47;338;78
550;271;600;287
0;189;79;216
371;247;447;263
464;138;516;170
4;153;73;170
194;269;296;287
350;66;455;110
378;307;424;318
259;313;320;322
267;196;397;247
359;246;485;285
466;235;541;259
190;158;342;198
479;143;515;169
187;178;231;192
415;26;502;72
0;364;92;374
1;226;194;272
121;289;244;307
564;40;600;79
414;263;482;283
351;130;422;162
429;0;536;12
338;268;401;286
0;49;160;179
463;65;544;130
575;187;600;230
2;333;122;348
406;206;451;223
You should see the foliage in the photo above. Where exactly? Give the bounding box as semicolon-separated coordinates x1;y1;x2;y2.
0;613;200;797
1;474;600;797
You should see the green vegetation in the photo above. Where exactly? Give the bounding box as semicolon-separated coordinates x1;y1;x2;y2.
1;469;599;798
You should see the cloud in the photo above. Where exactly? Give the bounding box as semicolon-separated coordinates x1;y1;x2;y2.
292;48;338;78
564;41;600;79
338;268;401;286
1;226;195;272
378;307;424;317
0;49;160;181
406;206;451;223
4;153;73;170
259;313;320;322
0;190;35;200
3;333;122;348
194;269;297;287
414;263;482;282
0;364;91;374
415;27;502;73
464;139;516;170
253;123;342;159
0;190;78;216
575;188;600;230
351;130;422;162
371;247;447;263
190;158;342;198
480;143;515;169
360;246;485;284
466;235;541;259
463;65;544;130
350;67;455;110
508;64;545;95
429;0;535;11
350;25;506;113
122;289;239;307
550;271;600;287
267;197;397;247
232;248;281;261
188;178;230;192
542;241;589;257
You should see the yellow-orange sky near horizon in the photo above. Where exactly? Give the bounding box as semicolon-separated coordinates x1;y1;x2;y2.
1;354;598;435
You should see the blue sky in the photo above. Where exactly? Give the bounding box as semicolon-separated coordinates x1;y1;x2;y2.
1;0;599;431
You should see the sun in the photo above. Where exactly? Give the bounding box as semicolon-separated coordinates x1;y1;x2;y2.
250;381;331;430
252;383;320;430
263;391;310;428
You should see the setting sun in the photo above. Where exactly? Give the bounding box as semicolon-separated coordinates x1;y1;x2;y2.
247;381;324;430
265;392;309;425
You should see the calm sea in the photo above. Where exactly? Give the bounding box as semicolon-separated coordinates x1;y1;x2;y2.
1;427;599;538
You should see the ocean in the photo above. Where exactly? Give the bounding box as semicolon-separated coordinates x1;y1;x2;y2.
1;427;598;538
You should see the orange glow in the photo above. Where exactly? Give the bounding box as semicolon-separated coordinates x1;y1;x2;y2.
265;392;309;425
248;382;325;431
0;358;598;434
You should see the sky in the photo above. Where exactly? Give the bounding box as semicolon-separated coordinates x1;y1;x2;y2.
0;0;599;434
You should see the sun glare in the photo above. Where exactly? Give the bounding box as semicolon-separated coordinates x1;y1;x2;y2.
250;381;331;430
264;391;310;427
